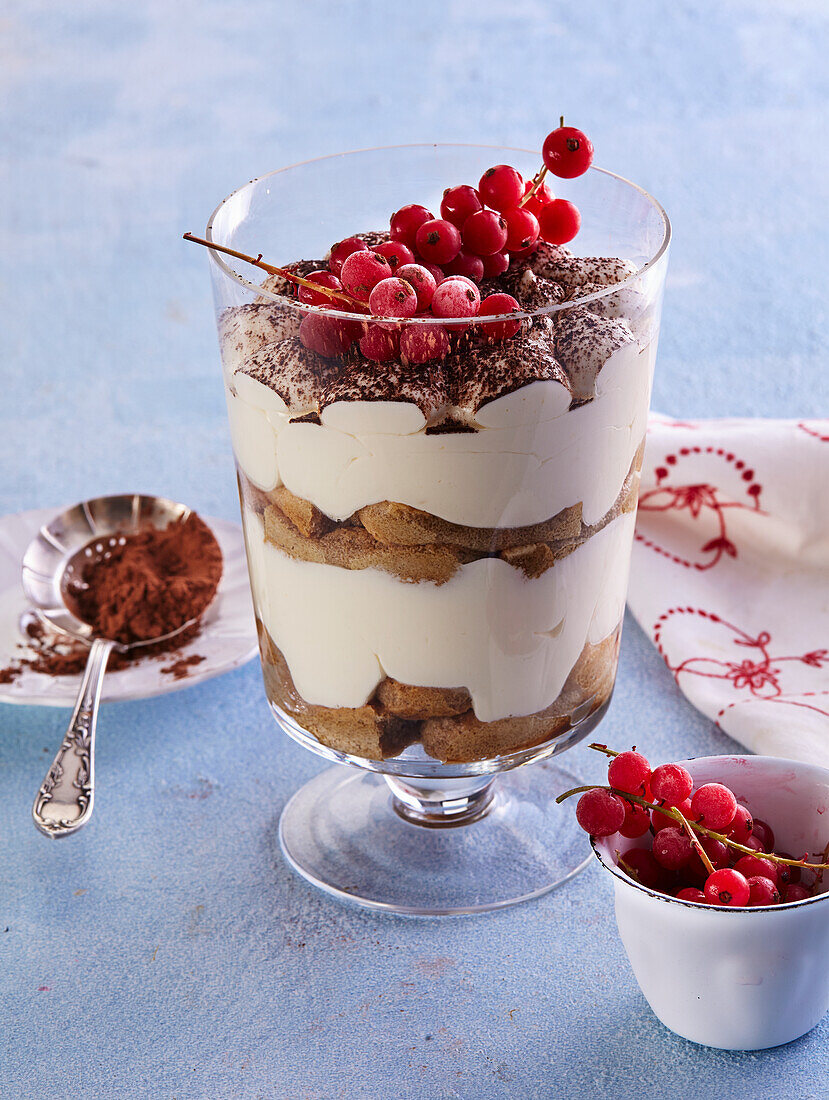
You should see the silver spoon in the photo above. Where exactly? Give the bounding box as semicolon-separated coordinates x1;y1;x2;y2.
22;494;201;838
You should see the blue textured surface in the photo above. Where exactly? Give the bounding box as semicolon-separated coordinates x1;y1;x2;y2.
1;2;828;1096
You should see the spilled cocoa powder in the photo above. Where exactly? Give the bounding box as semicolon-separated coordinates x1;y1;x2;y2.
0;513;222;686
160;653;207;681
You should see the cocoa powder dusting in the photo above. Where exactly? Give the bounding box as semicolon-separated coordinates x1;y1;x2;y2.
64;513;222;645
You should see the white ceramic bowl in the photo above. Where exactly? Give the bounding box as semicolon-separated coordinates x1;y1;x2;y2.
592;755;829;1049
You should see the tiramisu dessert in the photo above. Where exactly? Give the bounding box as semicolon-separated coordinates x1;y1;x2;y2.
196;124;660;764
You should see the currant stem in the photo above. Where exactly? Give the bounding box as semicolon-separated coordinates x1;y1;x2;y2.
588;743;620;759
815;839;829;889
518;165;549;209
556;784;829;870
674;806;715;875
615;851;642;884
182;232;361;308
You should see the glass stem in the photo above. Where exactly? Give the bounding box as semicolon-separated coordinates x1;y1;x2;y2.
385;774;497;828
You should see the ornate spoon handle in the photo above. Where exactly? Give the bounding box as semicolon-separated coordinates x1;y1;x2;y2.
32;637;114;838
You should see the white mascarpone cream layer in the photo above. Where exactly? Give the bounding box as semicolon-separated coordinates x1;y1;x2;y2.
243;508;634;722
226;338;654;528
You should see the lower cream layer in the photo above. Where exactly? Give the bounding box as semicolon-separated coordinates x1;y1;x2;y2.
242;508;635;723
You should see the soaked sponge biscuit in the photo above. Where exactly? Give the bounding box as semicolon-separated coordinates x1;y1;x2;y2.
264;504;474;584
420;633;621;763
375;679;471;720
566;632;619;700
358;499;583;553
259;625;418;759
271;485;336;538
420;708;571;763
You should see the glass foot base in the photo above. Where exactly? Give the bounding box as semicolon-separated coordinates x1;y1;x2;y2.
278;761;591;915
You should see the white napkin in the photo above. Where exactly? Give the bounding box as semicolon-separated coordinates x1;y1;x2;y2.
627;416;829;766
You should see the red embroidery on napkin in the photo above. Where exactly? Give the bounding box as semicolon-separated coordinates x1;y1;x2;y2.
656;418;700;430
635;447;763;570
653;608;829;724
797;421;829;443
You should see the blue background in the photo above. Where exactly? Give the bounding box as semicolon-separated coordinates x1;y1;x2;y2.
1;2;827;1096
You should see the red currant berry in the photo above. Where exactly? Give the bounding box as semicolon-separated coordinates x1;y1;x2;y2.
359;324;400;362
653;827;693;870
340;250;393;302
299;313;352;358
743;835;766;853
618;800;651;840
521;178;555;217
395;264;436;310
372;240;415;271
480;250;510;278
422;262;445;286
414;218;462;265
538;199;581;245
510;241;539;261
747;876;781;906
704;867;750;907
440;185;483;228
477;293;520;341
443;249;485;283
335;312;369;343
462;209;508;256
619;848;665;890
575;788;625;837
651;797;694;833
687;837;730;880
690;783;738;831
725;804;754;845
782;883;811;903
503;207;540;252
676;887;706;903
751;819;775;852
510;242;536;262
431;276;481;319
389;204;433;250
443;273;477;292
399;322;450;364
542;125;594;179
328;236;368;277
650;763;694;807
732;853;778;886
607;750;651;796
776;854;802;886
478;164;524;213
368;277;418;319
298;270;344;307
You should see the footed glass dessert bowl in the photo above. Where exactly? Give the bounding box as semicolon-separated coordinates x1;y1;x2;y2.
200;142;670;913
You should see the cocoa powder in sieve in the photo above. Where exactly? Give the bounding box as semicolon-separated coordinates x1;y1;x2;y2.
64;513;222;645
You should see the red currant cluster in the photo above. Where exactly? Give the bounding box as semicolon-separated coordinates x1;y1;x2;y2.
559;744;829;908
295;122;594;364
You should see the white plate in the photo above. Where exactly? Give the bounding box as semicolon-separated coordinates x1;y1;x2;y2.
0;507;259;707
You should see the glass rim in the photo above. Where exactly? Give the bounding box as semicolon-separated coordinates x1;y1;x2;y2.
204;142;672;326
